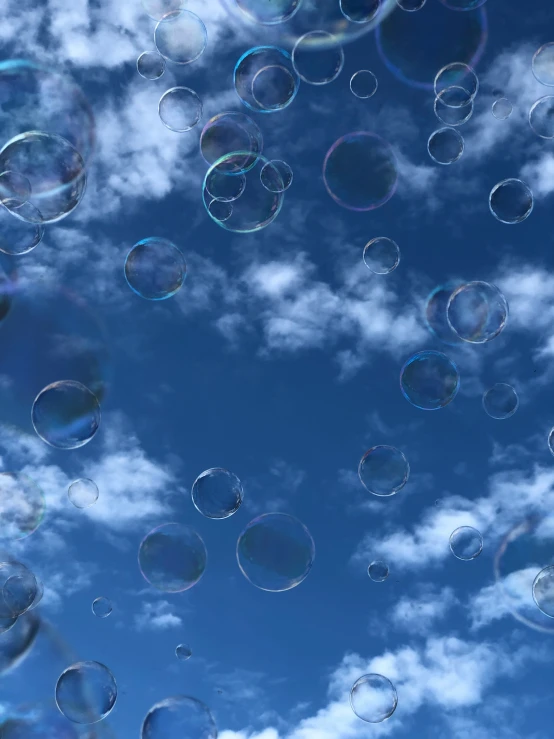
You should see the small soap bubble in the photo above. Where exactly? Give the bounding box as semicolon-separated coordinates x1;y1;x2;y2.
200;112;263;173
367;561;389;582
0;472;45;540
141;696;217;739
137;51;165;80
0;203;44;255
55;660;117;724
434;62;478;105
533;566;554;618
251;64;297;111
532;43;554;87
447;281;508;343
234;0;301;24
205;170;246;202
427;127;464;165
400;350;459;410
138;523;207;593
175;643;192;661
191;468;244;519
1;563;38;616
492;98;512;120
92;596;112;618
434;88;473;126
235;47;299;113
482;383;518;419
32;380;101;450
424;282;464;346
340;0;381;23
292;31;344;85
548;428;554;457
125;237;186;301
208;199;233;223
350;70;378;99
260;160;293;193
350;674;398;723
154;10;207;65
490;178;533;224
159;87;202;133
0;171;31;209
363;237;400;274
358;446;409;496
529;96;554;139
68;479;99;509
449;526;483;560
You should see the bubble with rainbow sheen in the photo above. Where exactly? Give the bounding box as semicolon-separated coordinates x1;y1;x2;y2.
532;43;554;87
55;660;117;725
200;112;263;174
446;281;508;343
400;350;459;410
434;62;479;105
234;46;299;113
138;523;207;593
358;445;409;496
32;380;101;450
482;383;518;420
125;237;186;301
260;159;293;193
424;281;465;346
141;696;217;739
434;89;473;126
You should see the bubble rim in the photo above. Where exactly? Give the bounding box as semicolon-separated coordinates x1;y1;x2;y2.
358;444;409;496
158;86;203;133
137;50;166;80
349;673;398;723
449;525;483;560
362;236;400;274
234;0;302;26
140;695;217;739
532;42;554;87
349;69;378;99
260;159;294;193
529;96;554;140
199;111;263;172
434;87;474;127
55;659;117;725
291;30;345;86
367;560;389;582
446;280;509;343
339;0;381;24
399;349;460;411
482;382;519;420
427;127;464;166
491;97;512;120
31;380;101;450
191;467;244;520
234;46;300;113
154;9;208;65
532;565;554;618
124;236;187;301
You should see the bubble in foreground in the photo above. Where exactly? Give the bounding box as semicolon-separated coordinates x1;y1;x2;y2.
340;0;381;23
532;43;554;87
234;46;299;113
191;468;244;520
92;596;112;618
137;51;165;80
529;96;554;139
350;674;398;723
234;0;301;24
427;127;464;165
434;88;473;126
141;696;217;739
158;87;202;133
449;526;483;560
260;160;293;193
0;171;31;209
1;562;38;616
292;31;344;85
482;383;518;420
358;445;409;496
424;282;464;346
434;62;479;105
32;380;101;450
400;350;459;410
0;472;45;540
237;512;315;592
138;523;207;593
363;237;400;274
200;112;263;173
55;660;117;724
175;643;192;661
0;203;44;255
446;281;508;343
490;178;533;226
323;132;397;211
350;70;378;99
68;478;99;509
492;97;512;120
367;561;389;582
154;10;207;65
533;566;554;618
125;237;186;300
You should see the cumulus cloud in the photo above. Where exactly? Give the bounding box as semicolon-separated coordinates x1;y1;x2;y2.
134;599;183;630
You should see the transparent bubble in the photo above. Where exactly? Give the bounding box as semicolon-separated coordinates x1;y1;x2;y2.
27;578;44;611
191;468;244;520
434;62;478;104
203;152;284;233
489;178;533;224
492;97;512;120
154;10;207;65
0;132;86;224
68;478;99;509
427;127;464;165
363;237;400;274
396;0;426;10
206;170;246;202
424;281;464;346
142;0;183;21
0;203;44;255
0;472;44;540
32;380;101;450
0;606;39;665
323;132;398;211
260;160;293;193
533;566;554;618
92;596;112;619
55;661;117;725
449;526;483;560
292;31;344;85
141;696;217;739
138;523;207;593
125;237;186;301
529;96;554;139
434;88;473;126
137;51;166;80
482;383;519;420
237;512;315;592
367;561;389;582
0;562;38;616
446;281;508;343
208;199;233;222
158;87;202;133
234;47;299;113
340;0;381;23
350;674;398;723
549;428;554;457
234;0;301;24
175;643;192;661
400;350;460;410
350;70;378;99
0;171;31;209
358;445;409;497
200;112;263;173
532;43;554;87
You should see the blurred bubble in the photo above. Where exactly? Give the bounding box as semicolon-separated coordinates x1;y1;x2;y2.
489;178;533;224
175;644;192;661
434;88;473;126
350;674;398;723
439;0;486;8
154;10;207;65
55;661;117;725
32;380;101;450
237;512;315;592
350;70;378;98
396;0;426;10
191;468;244;520
400;350;460;410
0;204;44;255
0;171;31;209
367;561;389;582
0;473;44;540
449;525;483;560
323;132;397;211
137;51;166;80
482;383;519;420
363;237;400;274
68;479;99;509
358;445;409;497
292;31;344;85
529;96;554;139
533;566;554;618
427;127;464;165
424;281;464;346
141;696;217;739
208;199;233;222
234;47;299;113
138;523;207;593
1;562;37;617
27;578;44;611
260;160;293;192
206;170;246;202
549;428;554;456
235;0;301;23
158;87;202;133
532;43;554;87
340;0;381;23
446;281;508;343
0;607;39;672
200;112;263;173
492;97;512;120
125;237;186;301
92;597;112;619
435;62;479;103
142;0;183;21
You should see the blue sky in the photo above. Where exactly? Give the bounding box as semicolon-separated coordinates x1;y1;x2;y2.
1;0;554;736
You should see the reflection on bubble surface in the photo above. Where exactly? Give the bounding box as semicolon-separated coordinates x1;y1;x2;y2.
32;381;101;450
139;523;207;593
400;350;459;410
350;673;398;723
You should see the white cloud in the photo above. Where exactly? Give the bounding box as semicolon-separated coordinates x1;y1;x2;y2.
388;586;459;636
134;599;183;630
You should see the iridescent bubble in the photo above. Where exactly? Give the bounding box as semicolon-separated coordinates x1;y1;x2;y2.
350;674;398;723
434;88;473;126
260;160;293;193
323;132;398;211
363;237;400;274
141;696;217;739
446;281;508;343
529;96;554;139
32;380;101;450
125;237;186;301
482;383;519;420
191;468;243;520
206;169;246;202
350;70;378;99
340;0;381;23
68;479;99;509
396;0;426;10
489;178;533;224
55;661;117;725
235;0;301;24
424;281;464;346
137;51;166;80
0;562;37;616
400;350;460;410
208;199;233;223
158;87;202;133
358;445;409;496
0;171;31;209
492;97;513;120
142;0;183;21
292;31;344;85
237;512;315;592
200;112;263;173
154;10;207;65
549;428;554;457
92;596;112;618
0;204;44;255
0;472;44;540
532;43;554;87
234;47;299;113
533;566;554;618
427;127;464;165
175;643;192;661
434;62;479;104
367;561;389;582
449;526;483;560
138;523;207;593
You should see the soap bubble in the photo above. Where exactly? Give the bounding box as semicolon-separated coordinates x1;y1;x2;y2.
446;281;508;343
260;160;293;192
367;561;389;582
141;696;217;739
1;562;38;616
449;526;483;560
533;566;554;618
234;47;299;113
434;62;479;105
0;171;31;209
137;51;166;80
0;472;44;540
489;178;533;224
68;479;99;509
427;127;464;165
424;281;464;346
175;643;192;661
549;428;554;456
492;97;512;120
191;468;244;519
323;132;398;211
200;112;263;173
92;597;112;618
32;380;101;450
206;170;246;201
292;31;344;85
396;0;426;10
237;512;315;592
363;237;400;274
158;87;202;132
0;605;39;665
154;10;207;65
234;0;301;24
55;661;117;724
529;96;554;139
142;0;183;21
482;383;518;419
251;64;297;111
208;199;233;222
434;88;473;126
125;237;186;301
340;0;381;23
350;674;398;723
27;578;44;611
532;43;554;87
400;350;459;410
0;204;44;255
350;70;378;99
358;446;409;496
138;523;207;593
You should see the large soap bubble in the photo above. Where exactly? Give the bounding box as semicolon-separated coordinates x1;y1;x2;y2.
200;112;263;173
141;696;217;739
367;561;389;582
489;178;533;223
292;31;344;85
358;446;409;496
424;281;464;346
363;237;400;274
191;468;244;519
237;512;315;592
400;350;459;410
138;523;207;593
482;383;519;419
449;526;483;560
234;0;301;24
532;43;554;87
125;237;186;300
55;660;117;724
0;473;44;540
31;380;101;450
446;281;508;343
350;674;398;723
234;47;299;113
68;478;99;509
427;127;464;165
533;566;554;618
154;10;207;65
